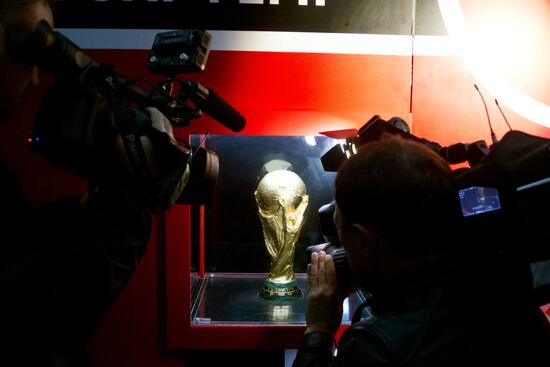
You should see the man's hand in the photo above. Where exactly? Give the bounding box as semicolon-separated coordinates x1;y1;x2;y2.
305;250;343;335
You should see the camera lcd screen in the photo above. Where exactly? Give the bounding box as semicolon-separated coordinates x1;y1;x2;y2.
458;186;501;217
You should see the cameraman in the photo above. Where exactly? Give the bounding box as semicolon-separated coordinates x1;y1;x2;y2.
294;137;503;367
1;1;175;365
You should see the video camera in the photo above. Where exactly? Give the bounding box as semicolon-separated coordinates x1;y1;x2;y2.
308;115;550;294
9;20;246;210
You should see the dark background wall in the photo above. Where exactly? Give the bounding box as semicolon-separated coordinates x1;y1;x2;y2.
1;0;549;366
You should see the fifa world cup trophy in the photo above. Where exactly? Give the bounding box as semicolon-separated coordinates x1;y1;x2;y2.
255;169;308;300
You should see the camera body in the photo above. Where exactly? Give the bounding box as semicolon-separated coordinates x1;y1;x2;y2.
17;21;238;209
305;201;358;294
310;116;550;294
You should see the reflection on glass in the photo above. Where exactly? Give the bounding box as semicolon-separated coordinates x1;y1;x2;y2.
270;304;291;322
255;168;309;300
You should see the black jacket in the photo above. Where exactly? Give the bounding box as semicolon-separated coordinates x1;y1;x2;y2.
293;285;481;367
0;160;152;364
293;268;550;367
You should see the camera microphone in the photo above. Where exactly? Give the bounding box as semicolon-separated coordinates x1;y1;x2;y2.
181;80;246;132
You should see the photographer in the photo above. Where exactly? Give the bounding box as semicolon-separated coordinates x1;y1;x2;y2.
1;1;175;365
294;137;511;367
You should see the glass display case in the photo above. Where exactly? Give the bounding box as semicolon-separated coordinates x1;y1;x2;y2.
191;273;367;326
164;135;368;349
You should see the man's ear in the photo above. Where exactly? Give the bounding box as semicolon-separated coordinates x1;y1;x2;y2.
351;223;380;259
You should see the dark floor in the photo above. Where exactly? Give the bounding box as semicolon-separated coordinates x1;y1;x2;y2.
184;349;287;367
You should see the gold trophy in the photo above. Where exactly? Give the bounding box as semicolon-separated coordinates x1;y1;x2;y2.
255;167;308;300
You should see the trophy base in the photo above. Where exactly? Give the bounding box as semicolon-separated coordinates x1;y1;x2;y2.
259;280;302;301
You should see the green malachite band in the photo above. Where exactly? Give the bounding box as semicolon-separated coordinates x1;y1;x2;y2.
259;280;302;300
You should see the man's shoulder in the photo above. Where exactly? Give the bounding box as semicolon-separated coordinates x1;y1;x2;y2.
338;301;469;365
337;320;394;365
